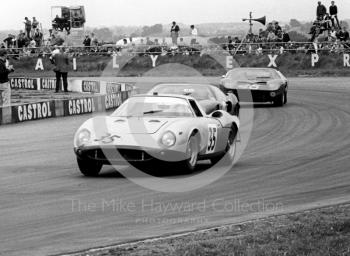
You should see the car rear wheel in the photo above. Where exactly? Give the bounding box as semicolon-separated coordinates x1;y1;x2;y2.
176;135;199;173
77;158;102;177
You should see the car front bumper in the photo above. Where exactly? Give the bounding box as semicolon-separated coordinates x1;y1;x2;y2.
74;145;188;164
222;87;284;103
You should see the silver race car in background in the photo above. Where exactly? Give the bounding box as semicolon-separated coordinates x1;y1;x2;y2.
74;94;240;176
148;83;240;116
220;68;288;106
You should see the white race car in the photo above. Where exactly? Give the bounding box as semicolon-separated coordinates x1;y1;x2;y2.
74;94;240;176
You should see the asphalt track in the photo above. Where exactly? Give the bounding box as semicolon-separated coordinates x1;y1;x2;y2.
0;77;349;256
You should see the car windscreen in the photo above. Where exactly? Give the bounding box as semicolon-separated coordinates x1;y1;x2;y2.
111;96;193;117
227;69;280;81
153;85;216;101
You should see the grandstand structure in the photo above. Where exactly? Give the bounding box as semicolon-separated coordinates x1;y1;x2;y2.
51;6;86;46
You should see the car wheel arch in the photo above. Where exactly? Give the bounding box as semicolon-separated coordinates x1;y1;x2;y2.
188;128;203;150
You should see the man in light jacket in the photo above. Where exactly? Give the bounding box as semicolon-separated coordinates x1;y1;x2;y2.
52;47;70;92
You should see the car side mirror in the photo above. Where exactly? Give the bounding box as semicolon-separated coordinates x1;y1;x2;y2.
221;75;226;79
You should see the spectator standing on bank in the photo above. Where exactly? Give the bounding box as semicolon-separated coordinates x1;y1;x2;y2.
274;22;282;35
17;31;27;48
282;30;291;43
24;17;32;38
91;33;98;46
266;22;274;33
52;47;69;93
227;36;234;54
316;1;327;21
170;21;180;45
267;30;276;42
190;25;198;45
0;49;14;107
329;27;337;40
33;28;43;47
32;17;39;30
3;34;14;48
338;27;349;42
329;1;340;28
83;35;91;49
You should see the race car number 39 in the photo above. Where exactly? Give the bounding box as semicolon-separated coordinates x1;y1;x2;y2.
207;124;218;153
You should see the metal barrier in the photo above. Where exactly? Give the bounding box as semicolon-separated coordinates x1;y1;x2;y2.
2;41;350;57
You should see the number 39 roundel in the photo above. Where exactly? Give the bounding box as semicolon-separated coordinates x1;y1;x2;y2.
206;124;218;154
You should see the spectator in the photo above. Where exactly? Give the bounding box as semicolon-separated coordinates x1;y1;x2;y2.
51;33;64;46
274;22;282;35
24;17;32;38
52;47;69;93
0;49;14;107
170;21;180;45
147;37;155;45
266;22;274;33
0;43;5;49
267;31;276;41
316;1;327;21
83;35;91;48
28;38;36;48
52;15;61;31
91;33;98;46
329;1;340;29
258;29;266;39
32;17;39;31
17;31;27;48
329;27;337;41
33;28;43;47
338;27;349;42
324;13;332;30
282;30;291;43
161;38;168;46
178;37;185;46
190;25;198;45
3;34;14;48
227;36;234;54
51;46;60;56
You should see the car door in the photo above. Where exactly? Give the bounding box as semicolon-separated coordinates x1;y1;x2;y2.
188;99;226;155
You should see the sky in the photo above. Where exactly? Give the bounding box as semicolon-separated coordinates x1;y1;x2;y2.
1;0;349;30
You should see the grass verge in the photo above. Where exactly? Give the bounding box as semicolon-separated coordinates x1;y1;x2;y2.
71;203;350;256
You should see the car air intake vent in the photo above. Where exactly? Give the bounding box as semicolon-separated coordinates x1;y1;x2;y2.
256;81;267;84
148;119;160;123
114;119;126;122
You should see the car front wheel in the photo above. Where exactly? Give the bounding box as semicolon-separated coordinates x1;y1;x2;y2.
176;135;199;173
273;91;285;107
211;124;237;165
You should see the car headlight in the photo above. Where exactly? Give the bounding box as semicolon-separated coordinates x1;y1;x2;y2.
161;131;176;147
76;129;91;146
